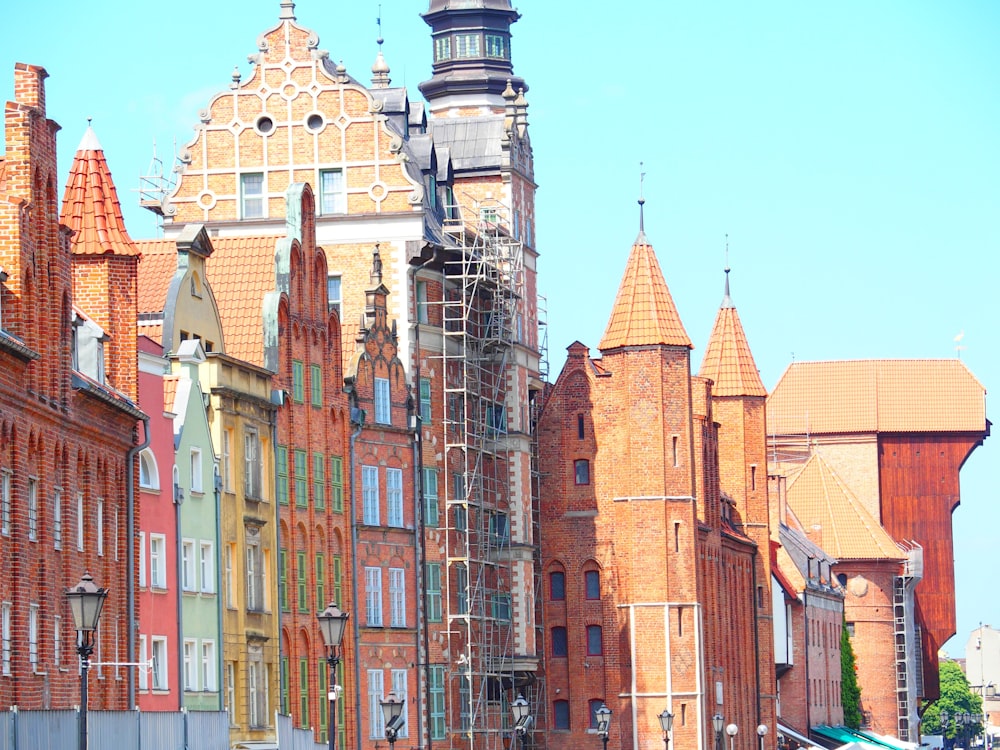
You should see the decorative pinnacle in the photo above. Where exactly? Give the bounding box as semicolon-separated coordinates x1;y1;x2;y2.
279;1;295;21
638;162;646;235
722;235;734;308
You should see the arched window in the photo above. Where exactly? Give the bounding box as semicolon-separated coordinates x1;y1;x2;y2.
549;571;565;601
139;449;159;490
584;569;601;600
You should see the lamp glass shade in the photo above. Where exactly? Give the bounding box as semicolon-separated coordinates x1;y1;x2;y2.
596;704;612;733
713;714;725;735
727;723;739;737
757;725;769;737
65;572;108;632
381;692;405;725
512;694;530;724
317;603;350;649
659;710;674;733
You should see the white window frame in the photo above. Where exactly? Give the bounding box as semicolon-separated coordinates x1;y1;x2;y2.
1;470;10;536
327;274;342;317
96;497;104;555
220;430;232;493
362;465;379;525
190;448;203;493
150;534;167;588
53;487;62;549
139;448;159;490
151;637;168;690
182;539;196;591
365;567;383;627
391;668;409;738
389;567;406;628
76;492;84;551
28;604;38;671
227;662;237;725
1;602;10;675
319;169;346;215
202;640;217;692
247;539;264;612
184;638;197;691
27;477;38;542
139;532;147;588
200;541;215;593
244;428;262;499
368;669;385;738
241;172;265;219
374;377;391;424
138;635;149;691
248;659;263;727
53;614;61;667
386;468;403;527
225;543;235;609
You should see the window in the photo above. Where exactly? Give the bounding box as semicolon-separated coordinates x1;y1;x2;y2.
585;570;601;599
587;625;603;656
485;34;508;59
455;33;480;58
362;465;379;525
95;497;103;554
374;377;391;424
419;378;432;422
319;169;346;215
551;627;568;657
423;468;438;527
589;700;605;729
247;538;264;612
53;488;62;549
574;459;590;485
368;669;385;738
489;512;509;545
553;700;570;730
139;532;148;588
330;456;344;513
426;563;442;622
486;401;506;438
550;571;565;601
416;282;429;325
138;636;149;691
76;492;84;551
202;640;217;691
225;543;235;608
184;639;198;690
459;675;472;730
366;567;383;626
190;449;203;493
279;657;289;715
313;453;326;510
391;669;409;738
291;361;304;403
387;468;403;527
150;534;167;588
226;662;236;725
294;450;307;508
220;431;232;492
299;658;309;728
28;604;38;670
318;657;328;738
182;540;196;591
296;551;308;612
28;477;38;541
433;36;451;62
241;173;265;219
53;614;61;667
244;428;262;499
151;637;168;690
315;553;326;611
0;602;9;676
249;657;267;728
1;470;10;536
453;504;467;533
200;542;215;593
492;593;511;621
327;274;342;318
429;665;446;739
310;364;323;407
389;567;406;627
456;564;468;614
277;446;289;505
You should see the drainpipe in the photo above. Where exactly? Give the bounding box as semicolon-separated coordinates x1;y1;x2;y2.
214;465;224;712
127;417;151;709
349;412;364;750
174;468;185;710
752;548;762;728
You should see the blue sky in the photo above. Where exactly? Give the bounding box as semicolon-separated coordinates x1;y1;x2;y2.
4;1;998;657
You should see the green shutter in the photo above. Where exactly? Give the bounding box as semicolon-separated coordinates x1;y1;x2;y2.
423;468;438;527
313;453;326;509
279;548;289;612
299;658;309;728
277;446;289;506
430;665;446;739
297;551;308;612
426;563;442;622
280;656;290;714
310;364;323;407
333;555;343;607
330;456;343;513
292;361;304;403
318;658;328;737
294;450;308;507
420;378;432;423
316;552;326;610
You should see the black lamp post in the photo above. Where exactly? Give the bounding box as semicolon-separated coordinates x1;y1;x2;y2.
381;691;405;750
66;572;108;750
659;708;674;750
714;714;725;750
596;704;612;750
317;603;350;750
512;693;531;749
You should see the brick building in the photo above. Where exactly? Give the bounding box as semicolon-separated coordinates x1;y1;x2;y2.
537;218;770;750
0;63;144;710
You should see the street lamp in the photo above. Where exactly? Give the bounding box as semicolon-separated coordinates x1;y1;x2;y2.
511;694;531;748
381;691;405;750
727;722;740;750
66;572;108;750
317;603;350;750
659;709;674;750
596;704;612;750
714;715;725;750
757;724;769;750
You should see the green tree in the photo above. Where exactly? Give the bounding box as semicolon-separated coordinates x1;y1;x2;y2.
842;621;862;729
922;661;983;747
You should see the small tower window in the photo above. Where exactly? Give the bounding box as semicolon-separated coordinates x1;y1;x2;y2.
574;459;590;485
484;34;509;59
455;33;481;58
434;37;452;62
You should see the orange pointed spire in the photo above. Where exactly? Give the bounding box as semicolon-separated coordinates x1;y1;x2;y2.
699;266;766;397
60;123;140;256
598;219;692;351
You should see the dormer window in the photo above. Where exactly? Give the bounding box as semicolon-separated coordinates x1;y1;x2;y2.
72;312;108;384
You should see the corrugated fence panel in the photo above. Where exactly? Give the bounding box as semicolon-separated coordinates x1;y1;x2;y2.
140;710;186;750
91;710;139;749
276;713;293;748
0;712;12;750
15;709;75;750
186;710;230;750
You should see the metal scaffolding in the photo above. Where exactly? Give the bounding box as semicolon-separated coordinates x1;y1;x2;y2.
439;195;524;749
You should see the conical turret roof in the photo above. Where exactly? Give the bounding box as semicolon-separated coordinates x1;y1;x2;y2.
60;125;139;256
699;268;766;396
598;230;692;351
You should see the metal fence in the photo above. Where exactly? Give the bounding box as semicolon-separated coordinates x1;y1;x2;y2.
274;713;325;750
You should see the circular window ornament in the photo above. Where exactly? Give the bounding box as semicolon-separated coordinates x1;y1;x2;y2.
196;191;217;210
305;112;325;133
255;115;275;136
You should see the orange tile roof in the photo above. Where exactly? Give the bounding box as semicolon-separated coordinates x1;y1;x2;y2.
785;453;905;561
60;127;140;256
136;235;277;366
698;272;766;397
768;359;987;435
162;375;179;416
598;231;692;351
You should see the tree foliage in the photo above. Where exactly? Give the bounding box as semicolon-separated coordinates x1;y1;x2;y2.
922;661;983;744
842;621;862;729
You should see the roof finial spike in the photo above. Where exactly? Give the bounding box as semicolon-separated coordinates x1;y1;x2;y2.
279;0;295;21
722;234;734;308
371;6;392;87
637;162;646;238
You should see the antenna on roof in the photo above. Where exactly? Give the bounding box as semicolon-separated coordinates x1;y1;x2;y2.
377;5;383;46
722;234;733;308
954;330;966;359
638;161;646;234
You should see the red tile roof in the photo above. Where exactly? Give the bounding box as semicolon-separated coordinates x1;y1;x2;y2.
785;453;905;561
60;127;140;256
598;231;692;351
768;359;986;435
136;235;277;366
698;273;766;397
